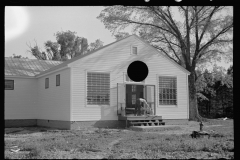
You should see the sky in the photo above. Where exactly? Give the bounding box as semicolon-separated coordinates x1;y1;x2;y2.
5;6;115;59
5;6;232;70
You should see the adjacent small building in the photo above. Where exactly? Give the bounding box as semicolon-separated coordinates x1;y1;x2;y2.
5;35;190;129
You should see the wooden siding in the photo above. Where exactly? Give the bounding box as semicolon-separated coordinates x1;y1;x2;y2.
70;36;188;121
5;78;38;119
37;68;71;121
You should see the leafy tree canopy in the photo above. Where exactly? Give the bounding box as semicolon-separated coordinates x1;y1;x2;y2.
98;6;233;70
87;39;104;52
27;30;104;61
114;32;130;41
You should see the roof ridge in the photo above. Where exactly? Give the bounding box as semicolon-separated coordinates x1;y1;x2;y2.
5;57;63;63
5;34;134;64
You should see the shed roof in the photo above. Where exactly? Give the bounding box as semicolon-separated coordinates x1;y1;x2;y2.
5;57;62;77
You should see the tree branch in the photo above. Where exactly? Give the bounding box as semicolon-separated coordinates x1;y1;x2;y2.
123;18;178;38
198;6;220;44
149;6;187;49
150;36;181;48
153;45;180;64
162;33;181;62
198;24;233;53
189;6;205;28
192;7;200;65
185;6;191;65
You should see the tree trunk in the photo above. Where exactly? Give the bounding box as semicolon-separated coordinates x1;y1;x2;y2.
188;71;201;121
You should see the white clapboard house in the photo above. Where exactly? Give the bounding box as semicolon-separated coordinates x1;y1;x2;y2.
5;35;190;129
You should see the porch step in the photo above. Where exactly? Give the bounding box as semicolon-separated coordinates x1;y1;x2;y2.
130;119;162;122
118;115;164;128
128;119;165;127
130;121;165;126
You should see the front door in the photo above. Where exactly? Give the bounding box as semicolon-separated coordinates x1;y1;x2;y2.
126;84;144;115
144;85;156;115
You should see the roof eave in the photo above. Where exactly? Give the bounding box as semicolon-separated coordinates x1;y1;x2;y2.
35;65;69;78
5;75;36;79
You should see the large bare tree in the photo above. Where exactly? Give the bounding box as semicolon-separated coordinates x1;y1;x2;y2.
97;6;233;121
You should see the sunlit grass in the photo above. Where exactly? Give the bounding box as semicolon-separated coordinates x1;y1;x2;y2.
5;119;233;159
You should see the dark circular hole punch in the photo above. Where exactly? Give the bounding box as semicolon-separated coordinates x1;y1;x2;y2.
127;61;148;82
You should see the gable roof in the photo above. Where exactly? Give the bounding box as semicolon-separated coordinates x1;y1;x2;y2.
5;35;190;78
35;35;133;77
5;57;62;77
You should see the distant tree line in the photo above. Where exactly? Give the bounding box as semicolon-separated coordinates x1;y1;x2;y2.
11;54;28;59
196;65;233;118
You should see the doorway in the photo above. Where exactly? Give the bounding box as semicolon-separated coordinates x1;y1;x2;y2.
125;84;144;115
117;83;156;116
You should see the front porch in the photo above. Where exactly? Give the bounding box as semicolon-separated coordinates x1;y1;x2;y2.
117;83;164;128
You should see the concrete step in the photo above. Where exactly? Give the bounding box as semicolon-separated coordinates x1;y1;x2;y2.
130;125;179;132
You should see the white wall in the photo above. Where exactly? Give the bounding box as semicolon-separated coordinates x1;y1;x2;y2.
37;68;71;121
70;36;189;121
5;77;38;119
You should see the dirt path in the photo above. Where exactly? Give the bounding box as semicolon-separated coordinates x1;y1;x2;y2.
108;138;122;151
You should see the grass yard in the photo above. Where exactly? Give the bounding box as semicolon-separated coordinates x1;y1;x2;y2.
4;119;234;159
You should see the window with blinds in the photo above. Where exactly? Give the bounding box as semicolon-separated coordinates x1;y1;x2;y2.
87;72;110;105
159;77;177;105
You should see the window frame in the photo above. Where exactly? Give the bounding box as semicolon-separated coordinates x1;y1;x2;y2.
157;75;177;107
130;45;138;55
5;80;14;90
56;74;60;86
45;78;49;89
86;71;110;106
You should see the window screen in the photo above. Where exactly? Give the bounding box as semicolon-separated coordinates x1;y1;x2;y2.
159;77;177;105
45;78;49;89
5;80;14;90
87;72;110;105
56;74;60;86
